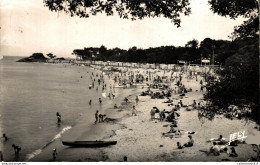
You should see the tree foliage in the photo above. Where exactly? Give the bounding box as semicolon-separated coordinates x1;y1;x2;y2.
43;0;191;27
203;37;259;123
208;0;259;39
185;39;198;49
72;38;233;64
31;53;46;59
73;47;94;60
46;53;56;59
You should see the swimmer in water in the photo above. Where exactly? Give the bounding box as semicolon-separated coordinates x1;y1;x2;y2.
56;112;61;123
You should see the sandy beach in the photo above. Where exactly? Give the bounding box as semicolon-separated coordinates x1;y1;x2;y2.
27;66;260;162
100;76;259;162
1;0;259;162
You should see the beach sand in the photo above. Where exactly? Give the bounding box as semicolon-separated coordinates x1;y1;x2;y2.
99;77;259;162
30;68;260;162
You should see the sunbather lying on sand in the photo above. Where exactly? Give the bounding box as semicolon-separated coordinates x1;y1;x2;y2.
164;98;173;103
200;142;220;156
168;125;177;133
200;142;238;157
162;129;181;138
210;135;228;145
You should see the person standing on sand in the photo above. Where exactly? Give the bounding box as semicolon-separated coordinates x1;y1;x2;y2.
12;144;21;158
200;85;203;92
89;100;92;106
2;133;8;141
132;105;137;116
192;100;197;108
135;96;139;105
124;97;128;104
99;98;102;105
94;110;99;124
159;109;166;121
150;108;156;120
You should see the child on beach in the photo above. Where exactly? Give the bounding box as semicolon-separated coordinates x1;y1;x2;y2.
183;135;194;147
2;134;8;141
192;100;197;108
135;96;139;105
124;97;128;104
159;109;166;121
132;105;137;116
177;142;183;149
99;114;106;122
94;110;99;124
228;147;238;157
12;144;21;155
179;100;183;107
150;108;156;120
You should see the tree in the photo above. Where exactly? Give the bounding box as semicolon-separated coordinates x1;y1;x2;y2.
182;39;200;62
73;48;92;60
208;0;259;39
204;0;259;124
46;53;56;59
185;39;198;49
43;0;191;27
99;45;107;54
203;37;259;123
199;38;215;59
31;53;46;59
200;0;260;124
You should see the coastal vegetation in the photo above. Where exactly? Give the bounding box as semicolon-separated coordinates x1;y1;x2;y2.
17;53;47;62
202;0;259;123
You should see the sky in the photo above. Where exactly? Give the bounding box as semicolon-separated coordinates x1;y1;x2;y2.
0;0;246;57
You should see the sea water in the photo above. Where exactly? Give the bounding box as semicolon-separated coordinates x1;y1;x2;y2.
0;56;111;161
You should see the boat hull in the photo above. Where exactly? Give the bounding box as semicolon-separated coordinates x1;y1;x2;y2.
62;141;117;147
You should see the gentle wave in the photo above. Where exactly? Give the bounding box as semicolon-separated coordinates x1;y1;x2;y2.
25;126;72;161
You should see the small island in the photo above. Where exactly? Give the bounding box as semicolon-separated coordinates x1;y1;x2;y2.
17;53;47;62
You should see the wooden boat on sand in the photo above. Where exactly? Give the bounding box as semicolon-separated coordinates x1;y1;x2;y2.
62;141;117;147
